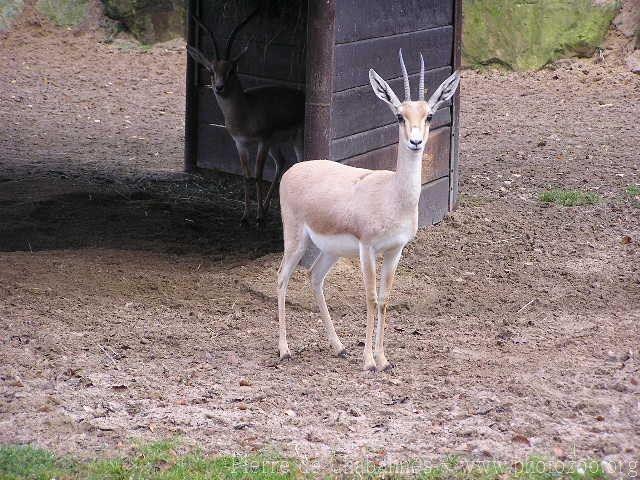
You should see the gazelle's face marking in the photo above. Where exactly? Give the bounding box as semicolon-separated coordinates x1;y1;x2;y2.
209;60;236;96
396;101;433;152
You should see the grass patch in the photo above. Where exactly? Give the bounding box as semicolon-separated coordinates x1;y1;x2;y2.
0;442;616;479
0;441;300;480
624;184;640;208
625;184;640;197
538;188;601;207
0;444;75;479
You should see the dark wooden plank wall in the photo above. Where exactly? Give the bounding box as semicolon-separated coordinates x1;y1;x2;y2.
194;0;307;178
330;0;456;226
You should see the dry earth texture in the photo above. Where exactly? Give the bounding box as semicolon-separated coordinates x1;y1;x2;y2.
0;13;639;476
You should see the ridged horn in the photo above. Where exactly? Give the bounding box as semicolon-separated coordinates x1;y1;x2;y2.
192;14;219;61
398;48;411;101
225;7;260;60
418;53;425;100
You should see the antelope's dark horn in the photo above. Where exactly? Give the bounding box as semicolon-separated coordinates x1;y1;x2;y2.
192;14;219;61
225;7;260;60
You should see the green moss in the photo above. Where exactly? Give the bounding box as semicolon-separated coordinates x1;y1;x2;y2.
36;0;89;27
102;0;185;44
463;0;619;70
0;0;24;32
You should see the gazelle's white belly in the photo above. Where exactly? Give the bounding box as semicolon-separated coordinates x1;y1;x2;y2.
305;226;360;258
305;225;413;258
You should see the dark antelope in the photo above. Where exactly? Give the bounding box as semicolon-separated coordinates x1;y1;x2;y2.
187;9;305;226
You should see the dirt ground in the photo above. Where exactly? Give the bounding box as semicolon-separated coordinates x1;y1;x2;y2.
1;13;639;476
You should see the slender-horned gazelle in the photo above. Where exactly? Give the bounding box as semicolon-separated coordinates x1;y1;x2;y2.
187;9;305;226
277;50;460;371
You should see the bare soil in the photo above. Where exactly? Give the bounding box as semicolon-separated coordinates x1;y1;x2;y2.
1;15;639;475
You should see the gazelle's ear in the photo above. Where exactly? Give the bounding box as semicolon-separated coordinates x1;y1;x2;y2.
369;68;401;112
231;45;249;65
187;45;213;71
428;71;460;112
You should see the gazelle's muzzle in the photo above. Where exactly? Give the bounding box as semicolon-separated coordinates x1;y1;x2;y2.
407;127;425;151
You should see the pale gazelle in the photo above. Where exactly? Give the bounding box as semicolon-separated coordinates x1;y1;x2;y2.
277;50;460;371
187;10;304;226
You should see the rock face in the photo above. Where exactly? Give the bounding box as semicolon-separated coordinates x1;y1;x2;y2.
0;0;24;32
612;0;640;73
627;49;640;73
102;0;185;44
613;0;640;42
463;0;619;70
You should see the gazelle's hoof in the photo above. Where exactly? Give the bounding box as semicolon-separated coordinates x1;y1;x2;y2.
279;349;292;361
375;353;393;372
363;360;377;372
378;361;394;372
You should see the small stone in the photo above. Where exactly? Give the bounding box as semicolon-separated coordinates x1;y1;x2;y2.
305;431;323;443
239;378;251;387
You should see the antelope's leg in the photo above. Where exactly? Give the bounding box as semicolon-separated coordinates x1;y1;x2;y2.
375;246;403;371
277;229;308;360
309;252;345;356
254;142;269;225
359;243;377;371
263;147;284;212
236;145;251;224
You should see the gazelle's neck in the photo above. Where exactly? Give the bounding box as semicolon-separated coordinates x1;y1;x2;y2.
392;141;424;208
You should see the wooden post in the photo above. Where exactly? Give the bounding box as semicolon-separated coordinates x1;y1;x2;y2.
449;0;462;210
303;0;336;161
184;0;199;173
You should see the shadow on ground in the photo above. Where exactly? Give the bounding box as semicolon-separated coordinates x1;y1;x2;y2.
0;169;284;258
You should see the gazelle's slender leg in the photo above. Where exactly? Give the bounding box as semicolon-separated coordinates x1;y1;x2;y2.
255;141;270;226
263;147;284;212
277;227;308;360
375;245;403;371
359;243;377;371
310;253;345;356
236;144;251;224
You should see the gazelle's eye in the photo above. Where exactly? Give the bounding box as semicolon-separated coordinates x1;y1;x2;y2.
426;114;434;123
397;114;404;124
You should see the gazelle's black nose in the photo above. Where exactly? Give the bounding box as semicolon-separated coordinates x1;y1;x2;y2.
215;85;224;93
410;139;422;146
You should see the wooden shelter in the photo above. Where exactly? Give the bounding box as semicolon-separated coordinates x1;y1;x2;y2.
184;0;462;226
